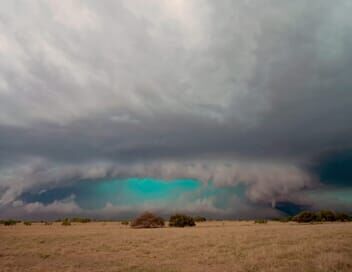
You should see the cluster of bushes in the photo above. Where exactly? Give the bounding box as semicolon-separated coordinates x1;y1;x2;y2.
292;210;351;223
169;214;196;227
1;220;57;226
0;219;19;226
130;212;200;228
121;220;129;225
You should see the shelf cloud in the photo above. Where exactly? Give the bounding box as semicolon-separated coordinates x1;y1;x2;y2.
1;0;352;218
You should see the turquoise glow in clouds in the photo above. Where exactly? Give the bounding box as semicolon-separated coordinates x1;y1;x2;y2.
21;178;246;211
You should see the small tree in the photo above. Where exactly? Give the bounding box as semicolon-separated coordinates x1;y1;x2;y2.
169;214;196;227
131;212;165;228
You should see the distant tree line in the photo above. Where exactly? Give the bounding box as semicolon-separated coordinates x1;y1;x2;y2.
1;210;350;227
292;210;351;223
270;210;351;223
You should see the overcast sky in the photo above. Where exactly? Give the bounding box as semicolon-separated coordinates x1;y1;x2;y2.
1;0;352;219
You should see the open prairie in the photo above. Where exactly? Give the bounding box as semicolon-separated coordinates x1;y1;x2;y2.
1;221;352;272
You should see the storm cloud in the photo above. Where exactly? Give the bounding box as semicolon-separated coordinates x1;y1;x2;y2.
1;0;352;219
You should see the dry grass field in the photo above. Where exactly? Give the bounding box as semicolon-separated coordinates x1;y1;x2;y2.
1;221;352;272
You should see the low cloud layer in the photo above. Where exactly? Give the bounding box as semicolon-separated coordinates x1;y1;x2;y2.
1;0;352;218
0;157;316;205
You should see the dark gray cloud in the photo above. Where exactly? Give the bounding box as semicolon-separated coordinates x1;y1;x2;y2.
1;0;352;218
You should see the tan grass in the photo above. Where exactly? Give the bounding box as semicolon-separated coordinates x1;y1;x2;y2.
0;221;351;272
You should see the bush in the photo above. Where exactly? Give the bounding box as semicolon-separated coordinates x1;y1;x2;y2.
131;212;165;228
169;214;196;227
44;221;53;225
293;211;317;223
23;221;32;226
62;218;71;226
2;219;17;226
315;210;336;222
121;220;129;225
254;219;268;224
193;216;207;222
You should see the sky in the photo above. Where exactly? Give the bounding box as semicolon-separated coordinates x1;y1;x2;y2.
0;0;352;220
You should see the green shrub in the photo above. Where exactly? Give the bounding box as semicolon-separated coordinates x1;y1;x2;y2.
121;220;129;225
169;214;196;227
23;221;32;226
254;219;268;224
193;216;207;222
62;218;71;226
131;212;165;228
